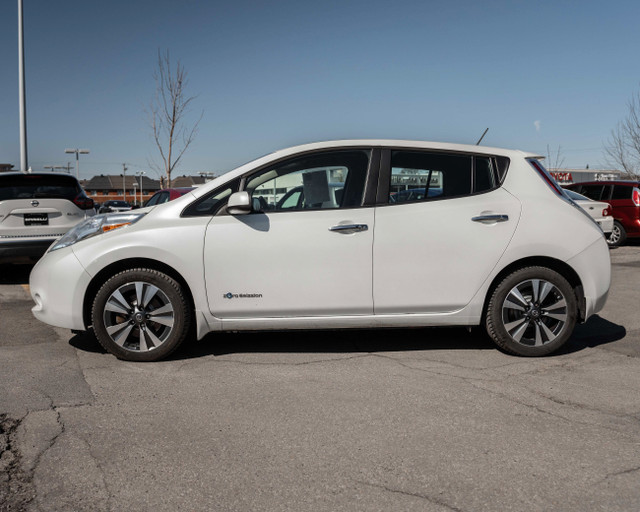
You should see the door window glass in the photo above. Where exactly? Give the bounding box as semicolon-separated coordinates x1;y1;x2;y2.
580;185;605;200
245;150;369;212
611;185;631;200
182;180;239;217
389;151;471;203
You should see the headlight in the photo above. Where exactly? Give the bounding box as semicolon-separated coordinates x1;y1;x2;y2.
49;212;147;252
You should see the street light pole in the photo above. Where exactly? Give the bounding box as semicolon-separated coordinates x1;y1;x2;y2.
122;163;128;202
18;0;28;172
64;148;90;179
136;171;145;206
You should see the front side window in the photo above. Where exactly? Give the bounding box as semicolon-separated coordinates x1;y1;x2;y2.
389;151;472;204
244;150;370;212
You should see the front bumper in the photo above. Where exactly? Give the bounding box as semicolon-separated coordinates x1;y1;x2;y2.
30;247;92;330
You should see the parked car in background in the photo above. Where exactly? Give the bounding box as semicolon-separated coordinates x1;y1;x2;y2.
98;200;132;214
30;140;610;361
144;188;195;207
0;172;95;263
565;181;640;246
562;189;613;235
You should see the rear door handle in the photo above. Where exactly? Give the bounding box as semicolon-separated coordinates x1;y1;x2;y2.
472;214;509;224
329;224;368;234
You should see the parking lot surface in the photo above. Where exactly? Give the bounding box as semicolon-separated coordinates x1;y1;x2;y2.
1;243;640;511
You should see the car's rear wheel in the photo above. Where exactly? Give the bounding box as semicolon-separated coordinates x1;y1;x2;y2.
607;221;626;247
92;268;191;361
485;266;577;356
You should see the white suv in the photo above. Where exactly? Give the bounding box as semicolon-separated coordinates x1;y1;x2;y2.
29;140;611;361
0;172;95;263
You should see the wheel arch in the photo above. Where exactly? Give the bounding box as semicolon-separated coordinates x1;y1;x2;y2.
82;258;196;329
482;256;586;324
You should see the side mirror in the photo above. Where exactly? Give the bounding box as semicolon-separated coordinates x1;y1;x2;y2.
226;191;252;215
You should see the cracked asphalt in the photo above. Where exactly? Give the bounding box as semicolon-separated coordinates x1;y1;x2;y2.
1;244;640;512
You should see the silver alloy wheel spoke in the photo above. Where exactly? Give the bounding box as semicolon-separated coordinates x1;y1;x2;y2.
534;322;543;346
139;327;149;351
508;288;530;308
142;285;160;308
511;319;530;342
504;317;528;332
531;279;540;302
539;320;557;342
107;322;135;347
105;298;129;315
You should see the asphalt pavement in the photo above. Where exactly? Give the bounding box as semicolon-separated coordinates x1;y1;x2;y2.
1;243;640;511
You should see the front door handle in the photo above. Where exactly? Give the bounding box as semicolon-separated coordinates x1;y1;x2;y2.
329;224;368;234
472;214;509;224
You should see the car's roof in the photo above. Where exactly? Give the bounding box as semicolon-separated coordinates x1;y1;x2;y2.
269;139;542;159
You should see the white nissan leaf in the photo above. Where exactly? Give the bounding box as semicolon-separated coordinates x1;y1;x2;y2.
29;141;611;361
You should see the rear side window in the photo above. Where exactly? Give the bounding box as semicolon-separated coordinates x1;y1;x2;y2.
389;152;471;204
579;185;608;201
0;174;81;201
611;185;631;200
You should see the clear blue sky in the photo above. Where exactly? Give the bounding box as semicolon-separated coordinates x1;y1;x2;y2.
1;0;639;179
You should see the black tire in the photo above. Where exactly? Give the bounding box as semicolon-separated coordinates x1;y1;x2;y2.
607;221;626;247
485;266;577;357
92;268;191;362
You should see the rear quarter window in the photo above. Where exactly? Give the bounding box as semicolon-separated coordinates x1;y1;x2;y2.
611;185;631;200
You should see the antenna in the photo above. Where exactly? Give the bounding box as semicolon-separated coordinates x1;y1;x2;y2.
476;128;489;145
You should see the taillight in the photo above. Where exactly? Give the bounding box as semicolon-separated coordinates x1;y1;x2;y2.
74;194;95;210
633;188;640;207
528;159;565;196
602;206;611;217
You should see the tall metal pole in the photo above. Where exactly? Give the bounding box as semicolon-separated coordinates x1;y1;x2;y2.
122;163;127;202
18;0;28;172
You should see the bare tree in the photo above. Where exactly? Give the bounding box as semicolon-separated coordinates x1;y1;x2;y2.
546;144;565;171
604;89;640;179
148;49;202;187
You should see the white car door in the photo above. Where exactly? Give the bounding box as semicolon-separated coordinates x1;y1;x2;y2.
203;149;375;318
373;150;521;314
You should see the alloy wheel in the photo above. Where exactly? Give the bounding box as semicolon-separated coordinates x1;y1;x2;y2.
501;279;568;347
102;281;175;352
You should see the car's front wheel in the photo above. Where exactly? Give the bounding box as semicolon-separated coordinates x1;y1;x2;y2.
485;266;577;356
92;268;191;361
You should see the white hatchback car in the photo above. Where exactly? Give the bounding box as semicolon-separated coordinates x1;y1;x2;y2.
30;140;611;361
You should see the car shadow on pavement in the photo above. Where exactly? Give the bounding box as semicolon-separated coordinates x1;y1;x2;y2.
68;316;627;361
0;263;34;285
562;315;627;353
175;327;498;359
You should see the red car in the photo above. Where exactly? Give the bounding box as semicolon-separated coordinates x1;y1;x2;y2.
565;181;640;246
144;187;195;207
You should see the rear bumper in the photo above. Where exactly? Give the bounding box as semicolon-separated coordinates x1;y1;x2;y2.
0;238;56;262
566;236;611;320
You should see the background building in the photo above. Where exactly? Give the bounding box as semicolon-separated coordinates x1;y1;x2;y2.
548;168;622;185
